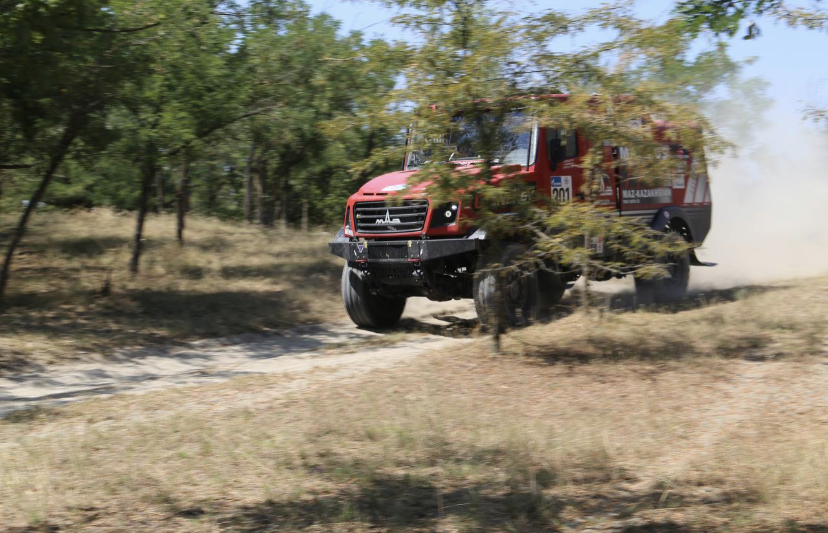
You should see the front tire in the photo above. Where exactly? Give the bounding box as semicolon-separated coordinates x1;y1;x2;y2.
474;244;539;330
341;264;406;328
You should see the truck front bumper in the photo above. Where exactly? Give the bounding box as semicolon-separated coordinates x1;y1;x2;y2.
329;235;482;263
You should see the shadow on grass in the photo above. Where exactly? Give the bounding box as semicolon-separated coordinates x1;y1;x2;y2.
219;259;339;281
189;465;826;533
52;236;130;257
0;289;314;374
391;315;480;339
216;471;563;533
4;474;826;533
570;283;791;315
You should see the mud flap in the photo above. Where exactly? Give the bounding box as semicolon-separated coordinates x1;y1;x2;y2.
690;250;717;267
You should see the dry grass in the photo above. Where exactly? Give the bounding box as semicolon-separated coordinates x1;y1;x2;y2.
1;278;827;532
507;278;828;362
0;208;345;373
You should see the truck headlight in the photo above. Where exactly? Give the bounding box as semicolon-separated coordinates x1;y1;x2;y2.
344;206;354;236
431;203;459;227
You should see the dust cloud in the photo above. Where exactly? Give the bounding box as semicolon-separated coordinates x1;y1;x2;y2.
691;116;828;289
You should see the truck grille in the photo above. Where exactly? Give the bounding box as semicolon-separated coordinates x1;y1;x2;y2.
354;200;428;234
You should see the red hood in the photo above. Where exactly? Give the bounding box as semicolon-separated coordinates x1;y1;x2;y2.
358;170;423;194
359;163;523;196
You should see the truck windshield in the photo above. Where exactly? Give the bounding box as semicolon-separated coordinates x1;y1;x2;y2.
405;111;536;170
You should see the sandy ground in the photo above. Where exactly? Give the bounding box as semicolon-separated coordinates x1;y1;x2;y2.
0;298;477;418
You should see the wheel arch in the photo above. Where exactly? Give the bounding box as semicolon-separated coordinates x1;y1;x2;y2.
651;207;694;243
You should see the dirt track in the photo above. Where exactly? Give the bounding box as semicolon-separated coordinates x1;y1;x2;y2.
3;278;824;419
0;299;477;418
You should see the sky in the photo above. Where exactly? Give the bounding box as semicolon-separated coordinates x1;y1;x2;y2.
304;0;828;122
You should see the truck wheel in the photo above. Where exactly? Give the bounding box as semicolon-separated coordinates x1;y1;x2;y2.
537;268;566;316
341;264;406;328
474;244;539;330
634;232;691;305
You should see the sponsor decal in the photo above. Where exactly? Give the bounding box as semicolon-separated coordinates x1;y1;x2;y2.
551;175;573;203
672;174;686;189
356;243;365;253
381;184;407;192
693;175;707;203
473;190;535;210
622;186;672;205
683;174;709;204
683;176;697;203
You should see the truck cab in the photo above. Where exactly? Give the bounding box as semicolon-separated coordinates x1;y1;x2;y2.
329;97;712;328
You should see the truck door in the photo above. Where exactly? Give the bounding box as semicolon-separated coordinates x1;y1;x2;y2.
546;127;581;203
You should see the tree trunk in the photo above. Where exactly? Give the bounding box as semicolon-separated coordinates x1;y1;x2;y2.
155;170;165;213
301;196;309;233
266;162;290;228
279;187;288;232
176;153;190;245
0;120;80;303
244;143;255;223
255;157;267;226
130;151;156;275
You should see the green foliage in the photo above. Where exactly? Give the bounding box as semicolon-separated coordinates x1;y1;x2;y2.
0;0;159;194
363;1;742;279
0;0;402;228
675;0;827;36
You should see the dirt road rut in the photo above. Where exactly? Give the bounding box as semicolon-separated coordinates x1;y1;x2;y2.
0;301;476;417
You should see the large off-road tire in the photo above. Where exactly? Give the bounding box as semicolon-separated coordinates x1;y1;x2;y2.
341;264;406;328
474;244;539;330
634;231;691;305
537;267;567;316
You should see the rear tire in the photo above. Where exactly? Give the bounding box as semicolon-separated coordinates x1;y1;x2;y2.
634;231;691;304
341;264;406;328
474;244;539;330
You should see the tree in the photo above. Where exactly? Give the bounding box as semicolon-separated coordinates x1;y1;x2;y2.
112;0;240;270
0;0;165;300
234;2;402;230
368;0;738;341
676;0;827;37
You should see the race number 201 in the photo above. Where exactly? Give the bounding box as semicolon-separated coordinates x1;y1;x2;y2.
551;175;572;203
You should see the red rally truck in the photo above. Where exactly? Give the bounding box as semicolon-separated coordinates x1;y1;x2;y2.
329;97;713;328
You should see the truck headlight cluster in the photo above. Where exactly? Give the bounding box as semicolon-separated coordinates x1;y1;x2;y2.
430;203;459;227
344;206;354;236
